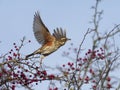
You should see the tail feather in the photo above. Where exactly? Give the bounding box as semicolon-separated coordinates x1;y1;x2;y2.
25;49;41;60
25;53;34;60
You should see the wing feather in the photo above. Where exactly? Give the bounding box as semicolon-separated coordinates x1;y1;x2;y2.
53;28;66;40
33;11;51;45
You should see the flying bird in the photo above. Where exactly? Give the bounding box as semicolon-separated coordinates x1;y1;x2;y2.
25;11;70;62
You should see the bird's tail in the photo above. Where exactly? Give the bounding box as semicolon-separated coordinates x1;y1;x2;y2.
25;53;34;60
25;49;41;60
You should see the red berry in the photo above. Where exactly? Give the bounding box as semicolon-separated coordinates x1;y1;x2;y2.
13;53;17;57
13;43;16;45
28;40;31;43
62;64;65;67
107;83;111;89
106;77;111;82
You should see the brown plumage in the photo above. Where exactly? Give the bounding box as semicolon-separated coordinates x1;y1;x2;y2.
25;11;70;60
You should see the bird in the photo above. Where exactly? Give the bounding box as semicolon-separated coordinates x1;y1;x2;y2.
25;11;71;62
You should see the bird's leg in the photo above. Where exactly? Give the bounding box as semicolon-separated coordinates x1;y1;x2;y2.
40;55;45;65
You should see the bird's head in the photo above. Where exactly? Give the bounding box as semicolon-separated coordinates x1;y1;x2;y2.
53;28;71;46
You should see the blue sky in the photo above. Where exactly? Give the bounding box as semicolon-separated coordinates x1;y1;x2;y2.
0;0;120;90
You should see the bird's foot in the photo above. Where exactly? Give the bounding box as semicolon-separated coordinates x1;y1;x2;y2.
40;55;45;65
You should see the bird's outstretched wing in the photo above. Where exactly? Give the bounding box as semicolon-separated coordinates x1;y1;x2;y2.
33;11;52;45
53;28;66;40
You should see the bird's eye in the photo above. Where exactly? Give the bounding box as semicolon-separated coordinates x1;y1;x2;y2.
59;38;67;45
61;38;66;41
60;42;65;45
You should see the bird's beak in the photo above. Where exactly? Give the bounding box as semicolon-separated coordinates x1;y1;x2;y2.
67;38;71;41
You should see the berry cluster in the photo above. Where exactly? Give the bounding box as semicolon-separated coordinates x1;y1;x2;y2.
60;45;112;90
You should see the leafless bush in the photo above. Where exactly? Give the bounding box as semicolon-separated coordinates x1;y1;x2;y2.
0;0;120;90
